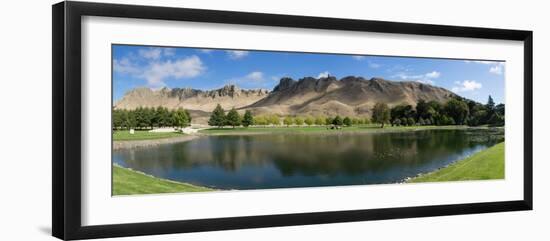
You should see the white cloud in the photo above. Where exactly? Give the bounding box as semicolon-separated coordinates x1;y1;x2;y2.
393;70;440;85
141;55;205;87
227;71;273;88
452;80;482;92
245;71;264;81
226;50;249;59
138;48;162;60
113;58;140;74
351;56;381;68
489;65;503;75
317;71;331;79
425;71;441;78
465;60;505;75
138;47;176;59
115;47;206;88
368;61;381;69
415;79;435;85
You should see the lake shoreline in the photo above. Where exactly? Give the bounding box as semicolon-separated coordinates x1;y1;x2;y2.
113;134;202;150
113;125;501;149
405;142;505;183
113;165;214;195
200;125;492;136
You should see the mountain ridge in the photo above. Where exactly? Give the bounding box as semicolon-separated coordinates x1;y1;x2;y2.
114;76;458;123
246;76;456;117
115;85;270;110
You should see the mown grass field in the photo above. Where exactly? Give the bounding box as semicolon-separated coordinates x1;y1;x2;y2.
199;125;469;135
113;130;184;141
112;165;213;195
408;142;505;183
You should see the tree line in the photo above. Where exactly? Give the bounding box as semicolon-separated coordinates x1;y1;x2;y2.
114;95;504;130
371;95;505;128
208;104;373;128
112;106;192;130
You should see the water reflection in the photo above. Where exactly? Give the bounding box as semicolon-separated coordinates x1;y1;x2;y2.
113;129;504;189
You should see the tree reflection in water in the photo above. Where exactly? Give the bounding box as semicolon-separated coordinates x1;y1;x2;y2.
114;129;504;189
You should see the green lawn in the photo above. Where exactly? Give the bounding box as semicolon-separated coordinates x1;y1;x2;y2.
113;165;213;195
408;142;505;183
200;125;469;135
113;130;184;141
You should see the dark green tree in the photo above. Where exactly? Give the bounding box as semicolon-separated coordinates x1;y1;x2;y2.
173;107;190;128
225;108;241;128
242;110;254;127
343;117;352;126
392;118;401;126
486;95;495;111
143;107;154;129
135;107;149;129
424;118;432;125
113;109;123;129
208;104;226;128
332;115;343;126
124;109;137;129
418;117;425;125
445;99;469;125
495;103;505;117
407;117;415;126
400;117;408;126
440;115;452;125
325;117;333;126
154;106;171;127
415;100;428;119
372;102;390;128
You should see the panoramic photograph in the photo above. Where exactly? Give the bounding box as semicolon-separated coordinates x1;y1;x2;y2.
111;45;505;195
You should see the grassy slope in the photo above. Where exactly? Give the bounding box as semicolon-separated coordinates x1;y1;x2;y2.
200;125;468;135
113;165;212;195
408;142;505;183
113;130;184;141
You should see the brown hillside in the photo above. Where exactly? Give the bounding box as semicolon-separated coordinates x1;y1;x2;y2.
115;76;457;124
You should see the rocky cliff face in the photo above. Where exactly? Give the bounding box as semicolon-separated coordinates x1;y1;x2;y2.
247;76;456;117
115;85;269;111
115;76;457;123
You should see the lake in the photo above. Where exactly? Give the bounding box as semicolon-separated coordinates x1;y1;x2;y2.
113;128;504;190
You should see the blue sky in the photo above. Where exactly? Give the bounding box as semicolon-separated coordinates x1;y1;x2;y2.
113;45;505;104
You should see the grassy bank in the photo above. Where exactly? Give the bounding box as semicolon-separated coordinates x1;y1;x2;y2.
113;165;213;195
200;125;471;135
408;142;505;183
113;130;184;141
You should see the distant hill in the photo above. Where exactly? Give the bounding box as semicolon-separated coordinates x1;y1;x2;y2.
115;85;269;111
115;76;457;123
115;85;269;124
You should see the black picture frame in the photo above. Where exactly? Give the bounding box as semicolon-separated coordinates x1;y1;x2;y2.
52;1;533;240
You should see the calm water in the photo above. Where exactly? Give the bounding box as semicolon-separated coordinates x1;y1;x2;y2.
113;129;504;190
